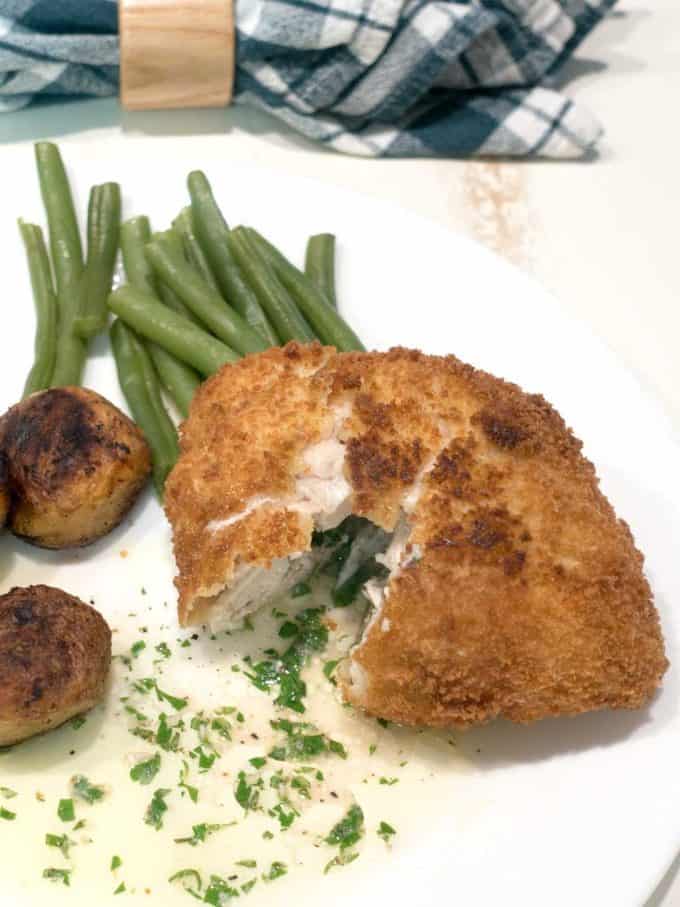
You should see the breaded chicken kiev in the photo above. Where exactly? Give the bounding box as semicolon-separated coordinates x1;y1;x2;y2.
165;344;668;727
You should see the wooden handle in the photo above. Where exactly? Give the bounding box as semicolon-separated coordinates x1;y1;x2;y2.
119;0;234;110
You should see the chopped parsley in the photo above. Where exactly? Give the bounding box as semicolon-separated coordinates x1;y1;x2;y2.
190;745;217;773
242;616;255;632
270;802;298;830
377;821;396;843
0;806;16;820
125;704;149;722
169;869;203;895
333;558;388;607
133;678;187;711
379;777;398;786
244;608;328;713
155;642;172;659
43;868;71;886
234;772;261;812
324;851;359;873
262;861;287;882
168;869;203;895
156;713;182;752
241;879;257;894
144;788;171;830
269;719;347;761
210;716;232;741
290;775;311;799
369;744;377;755
71;775;105;804
249;757;267;769
325;804;364;850
114;882;126;894
130;752;161;785
278;621;298;639
155;683;188;711
0;786;17;799
45;833;74;858
236;860;257;868
204;875;239;905
174;823;227;846
290;582;311;598
111;855;122;871
178;762;198;803
262;831;274;840
69;715;87;730
323;659;340;681
57;799;75;822
131;640;146;658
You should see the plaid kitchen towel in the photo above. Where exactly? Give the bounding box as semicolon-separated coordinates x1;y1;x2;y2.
0;0;617;158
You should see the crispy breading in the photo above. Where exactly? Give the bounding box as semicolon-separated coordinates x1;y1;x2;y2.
165;343;667;726
165;343;333;625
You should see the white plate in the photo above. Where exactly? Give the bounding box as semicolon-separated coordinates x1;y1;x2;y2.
0;150;678;907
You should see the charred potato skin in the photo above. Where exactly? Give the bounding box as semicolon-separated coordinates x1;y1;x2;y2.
0;387;151;548
0;585;111;746
0;451;9;528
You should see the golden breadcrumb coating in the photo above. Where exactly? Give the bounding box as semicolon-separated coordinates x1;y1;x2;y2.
165;343;667;726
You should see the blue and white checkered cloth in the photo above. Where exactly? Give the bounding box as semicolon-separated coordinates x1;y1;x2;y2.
0;0;617;158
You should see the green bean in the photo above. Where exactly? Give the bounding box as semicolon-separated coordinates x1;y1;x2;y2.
35;142;89;387
227;228;316;344
145;238;268;356
187;170;278;345
121;219;199;326
135;335;180;457
34;142;83;295
74;183;121;338
305;233;337;308
121;216;158;296
151;229;185;261
118;221;202;414
248;228;364;352
172;207;221;294
108;285;239;377
147;343;200;419
151;228;206;323
49;277;88;387
110;319;178;497
18;221;58;396
158;280;201;327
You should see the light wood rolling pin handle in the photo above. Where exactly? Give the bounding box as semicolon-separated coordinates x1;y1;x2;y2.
119;0;235;111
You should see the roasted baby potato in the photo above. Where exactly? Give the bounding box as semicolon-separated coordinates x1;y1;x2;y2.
0;585;111;746
0;386;151;548
0;452;9;529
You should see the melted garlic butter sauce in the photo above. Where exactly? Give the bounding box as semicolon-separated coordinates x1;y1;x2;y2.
1;538;475;907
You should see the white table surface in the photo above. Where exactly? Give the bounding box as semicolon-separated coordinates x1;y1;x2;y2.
0;1;678;902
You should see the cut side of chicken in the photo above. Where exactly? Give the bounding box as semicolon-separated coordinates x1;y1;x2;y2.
165;343;668;727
